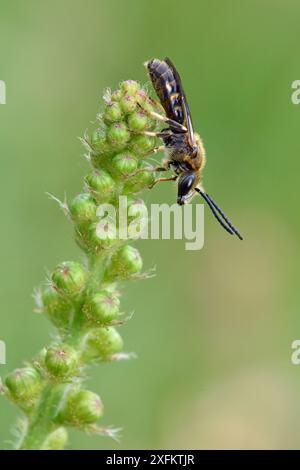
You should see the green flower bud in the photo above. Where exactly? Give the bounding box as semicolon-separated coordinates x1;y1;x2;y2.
41;427;68;450
45;344;78;379
120;94;137;114
52;261;87;296
106;245;143;281
90;129;108;154
5;367;42;409
136;88;164;114
130;134;157;156
127;110;149;132
83;290;120;325
85;169;115;202
74;223;92;253
106;122;130;150
57;389;103;426
103;101;123;123
127;198;147;219
69;193;97;224
111;153;138;177
87;221;117;252
84;327;123;361
126;198;148;239
111;89;122;102
123;164;155;194
42;287;72;330
35;347;47;367
120;80;140;96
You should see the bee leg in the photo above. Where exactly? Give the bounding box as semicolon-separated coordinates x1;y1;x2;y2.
152;145;165;154
149;175;177;189
127;162;169;179
142;130;173;138
137;103;187;133
142;165;168;173
139;144;165;158
148;110;187;133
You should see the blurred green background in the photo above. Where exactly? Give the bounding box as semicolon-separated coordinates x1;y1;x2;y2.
1;0;300;450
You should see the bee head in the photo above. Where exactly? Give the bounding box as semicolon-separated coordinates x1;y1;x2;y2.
177;172;196;205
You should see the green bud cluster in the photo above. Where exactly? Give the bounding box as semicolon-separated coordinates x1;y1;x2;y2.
3;76;161;449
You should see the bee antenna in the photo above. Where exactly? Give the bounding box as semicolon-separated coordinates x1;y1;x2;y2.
195;188;243;240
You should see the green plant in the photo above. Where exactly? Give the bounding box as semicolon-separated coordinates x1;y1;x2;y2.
1;78;161;449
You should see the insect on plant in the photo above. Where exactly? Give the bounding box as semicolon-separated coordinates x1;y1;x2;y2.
136;57;243;240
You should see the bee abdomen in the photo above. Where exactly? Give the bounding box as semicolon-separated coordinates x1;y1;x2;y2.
146;59;184;124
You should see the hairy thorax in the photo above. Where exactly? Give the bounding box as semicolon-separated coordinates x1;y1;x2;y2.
164;131;206;174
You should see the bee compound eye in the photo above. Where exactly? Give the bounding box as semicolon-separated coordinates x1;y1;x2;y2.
178;173;196;199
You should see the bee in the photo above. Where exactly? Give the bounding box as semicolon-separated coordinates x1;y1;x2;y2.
140;57;243;240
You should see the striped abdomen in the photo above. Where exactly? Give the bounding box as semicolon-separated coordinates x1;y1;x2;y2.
146;58;184;124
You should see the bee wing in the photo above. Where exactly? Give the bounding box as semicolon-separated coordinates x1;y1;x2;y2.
165;57;195;147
